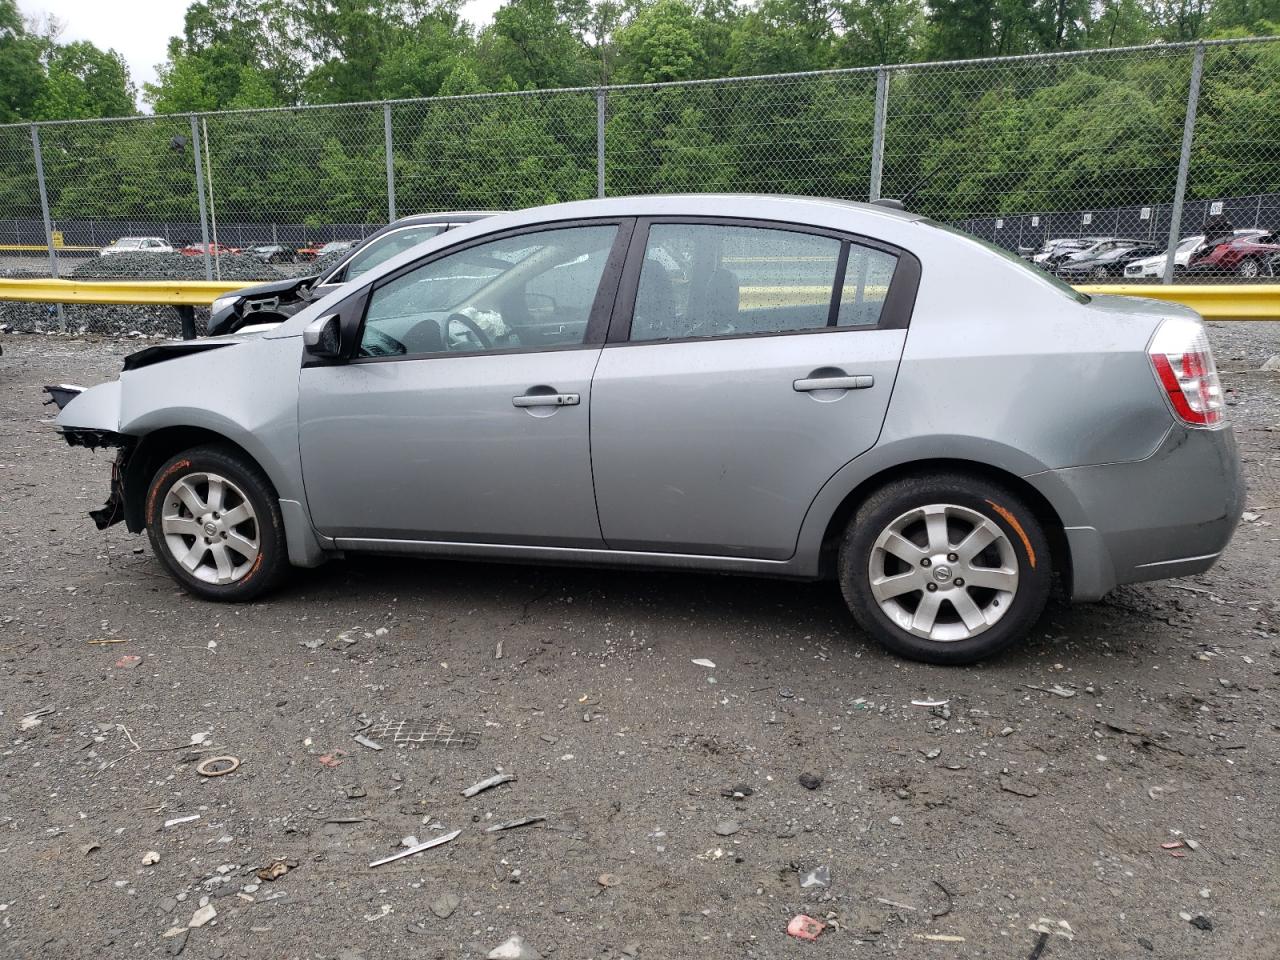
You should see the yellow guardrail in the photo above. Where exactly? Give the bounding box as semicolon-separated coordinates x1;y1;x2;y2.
0;277;247;306
0;277;1276;318
0;243;101;253
1074;283;1280;319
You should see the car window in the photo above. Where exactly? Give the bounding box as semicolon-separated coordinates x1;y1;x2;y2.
341;225;448;283
837;244;899;327
358;224;618;359
630;223;898;341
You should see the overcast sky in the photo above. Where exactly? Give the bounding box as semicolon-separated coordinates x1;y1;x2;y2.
17;0;507;109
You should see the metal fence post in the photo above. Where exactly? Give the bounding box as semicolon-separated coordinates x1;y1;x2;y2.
869;67;888;201
384;103;397;221
189;115;213;281
596;89;607;199
30;123;65;330
30;125;58;280
1163;43;1205;285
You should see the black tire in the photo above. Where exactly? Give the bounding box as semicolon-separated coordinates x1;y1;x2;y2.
837;472;1052;665
1237;257;1260;279
144;444;288;601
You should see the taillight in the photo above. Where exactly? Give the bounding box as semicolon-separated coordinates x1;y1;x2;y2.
1148;318;1224;427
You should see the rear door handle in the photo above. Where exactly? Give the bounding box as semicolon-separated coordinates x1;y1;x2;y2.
512;393;580;408
793;375;874;392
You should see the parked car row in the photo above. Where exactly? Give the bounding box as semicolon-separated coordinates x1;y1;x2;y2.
1023;228;1279;280
96;237;365;263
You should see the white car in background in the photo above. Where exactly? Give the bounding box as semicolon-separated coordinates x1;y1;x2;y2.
100;237;174;257
1124;230;1267;278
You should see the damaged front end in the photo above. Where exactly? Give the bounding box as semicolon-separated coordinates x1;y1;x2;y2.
49;380;135;530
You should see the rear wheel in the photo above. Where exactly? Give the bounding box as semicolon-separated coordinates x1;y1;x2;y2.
1237;257;1261;279
145;445;287;601
837;473;1052;664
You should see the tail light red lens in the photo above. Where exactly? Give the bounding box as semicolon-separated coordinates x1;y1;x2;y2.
1148;318;1224;427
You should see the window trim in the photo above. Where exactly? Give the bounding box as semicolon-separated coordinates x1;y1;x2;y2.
605;216;920;346
347;217;635;365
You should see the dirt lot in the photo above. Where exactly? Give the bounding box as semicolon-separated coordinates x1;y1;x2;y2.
1;325;1278;960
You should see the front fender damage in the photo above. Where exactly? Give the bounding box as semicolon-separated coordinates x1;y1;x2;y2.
57;428;135;530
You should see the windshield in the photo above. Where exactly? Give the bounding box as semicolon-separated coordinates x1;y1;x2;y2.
931;222;1090;303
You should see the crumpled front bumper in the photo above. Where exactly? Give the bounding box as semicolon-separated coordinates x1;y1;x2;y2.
51;380;133;529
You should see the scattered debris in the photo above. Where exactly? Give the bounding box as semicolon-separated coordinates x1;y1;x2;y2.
691;658;716;668
931;879;954;918
164;814;200;828
87;637;130;645
365;717;480;750
166;929;189;956
799;865;829;888
1182;913;1213;931
720;784;753;799
911;698;950;707
318;750;347;768
915;934;966;943
195;755;240;777
430;892;460;919
876;897;918;911
18;707;54;731
142;850;160;865
353;734;384;751
462;772;516;798
78;842;100;855
495;640;504;660
787;915;826;941
1023;684;1076;698
1000;774;1040;798
368;828;461;868
299;638;325;650
188;904;216;928
486;816;546;833
1028;918;1074;941
1026;931;1049;959
714;820;740;837
597;873;622;888
256;859;292;882
114;655;142;669
798;773;822;790
488;935;542;960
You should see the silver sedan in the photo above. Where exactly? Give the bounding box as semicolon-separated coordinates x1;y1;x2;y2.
53;195;1244;663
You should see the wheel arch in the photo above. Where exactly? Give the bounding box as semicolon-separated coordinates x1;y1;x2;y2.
810;456;1073;594
121;426;277;534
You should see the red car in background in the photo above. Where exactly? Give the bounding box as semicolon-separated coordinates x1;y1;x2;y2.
181;242;242;257
1185;230;1280;278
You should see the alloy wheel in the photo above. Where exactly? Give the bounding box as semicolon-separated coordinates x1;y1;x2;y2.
160;472;260;585
868;503;1019;642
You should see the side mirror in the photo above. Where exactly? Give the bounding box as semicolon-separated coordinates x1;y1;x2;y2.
303;313;343;359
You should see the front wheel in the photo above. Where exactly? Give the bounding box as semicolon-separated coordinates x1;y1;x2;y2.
1237;257;1261;279
838;473;1052;664
145;445;288;601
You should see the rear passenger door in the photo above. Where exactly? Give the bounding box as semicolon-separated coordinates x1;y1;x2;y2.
589;218;918;560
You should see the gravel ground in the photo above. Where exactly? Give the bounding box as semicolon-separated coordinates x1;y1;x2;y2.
1;325;1278;960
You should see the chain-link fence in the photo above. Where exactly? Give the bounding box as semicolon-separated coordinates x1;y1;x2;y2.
3;35;1280;334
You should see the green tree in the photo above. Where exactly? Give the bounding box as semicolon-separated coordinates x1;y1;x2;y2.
35;40;136;119
476;0;593;89
0;0;45;121
613;0;706;83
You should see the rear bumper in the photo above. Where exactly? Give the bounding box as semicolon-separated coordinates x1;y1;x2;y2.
1031;424;1244;600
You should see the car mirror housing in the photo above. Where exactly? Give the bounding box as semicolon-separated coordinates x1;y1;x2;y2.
303;314;343;359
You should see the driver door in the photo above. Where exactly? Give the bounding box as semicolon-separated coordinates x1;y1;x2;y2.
298;220;630;547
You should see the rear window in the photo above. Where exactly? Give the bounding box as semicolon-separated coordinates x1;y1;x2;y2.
930;222;1090;304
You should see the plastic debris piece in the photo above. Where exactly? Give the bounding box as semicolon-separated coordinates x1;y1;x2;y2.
691;658;716;668
462;773;516;798
799;865;830;888
366;717;479;750
787;915;826;941
353;734;384;751
911;698;950;707
368;828;460;868
485;816;546;833
188;904;216;928
142;851;160;865
488;935;542;960
164;814;200;827
1028;918;1075;941
914;934;966;942
114;655;142;669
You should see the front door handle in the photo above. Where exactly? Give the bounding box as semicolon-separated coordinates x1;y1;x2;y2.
512;393;580;408
793;375;874;392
